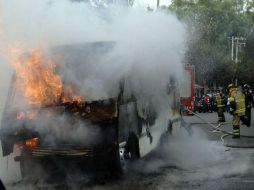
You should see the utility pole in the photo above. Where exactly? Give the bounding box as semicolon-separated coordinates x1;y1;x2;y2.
231;36;234;61
231;36;246;86
127;0;134;6
236;37;239;64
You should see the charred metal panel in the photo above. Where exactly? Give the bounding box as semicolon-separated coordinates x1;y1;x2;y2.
63;99;117;124
118;101;141;143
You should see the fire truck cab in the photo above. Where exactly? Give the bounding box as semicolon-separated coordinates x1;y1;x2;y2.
180;64;195;115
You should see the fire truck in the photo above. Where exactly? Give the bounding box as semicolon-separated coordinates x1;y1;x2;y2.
180;64;195;115
0;42;181;180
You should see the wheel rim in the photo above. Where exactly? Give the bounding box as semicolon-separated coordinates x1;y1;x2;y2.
119;147;127;171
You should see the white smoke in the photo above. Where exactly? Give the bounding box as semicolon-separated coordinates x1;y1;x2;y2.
125;126;251;190
0;0;186;98
0;0;187;185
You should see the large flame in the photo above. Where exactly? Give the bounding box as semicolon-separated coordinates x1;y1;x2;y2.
12;48;83;109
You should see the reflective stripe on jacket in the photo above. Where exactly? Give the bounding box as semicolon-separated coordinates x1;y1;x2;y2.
229;89;246;116
215;93;225;108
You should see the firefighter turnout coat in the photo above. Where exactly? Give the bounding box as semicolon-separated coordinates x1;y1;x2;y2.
215;93;225;109
228;88;246;138
229;88;246;125
215;92;225;122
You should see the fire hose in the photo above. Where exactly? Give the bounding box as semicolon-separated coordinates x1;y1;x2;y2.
183;107;254;148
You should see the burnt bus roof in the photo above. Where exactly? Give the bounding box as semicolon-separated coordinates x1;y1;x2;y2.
50;41;115;54
49;41;115;68
9;41;117;108
49;41;116;90
6;41;117;106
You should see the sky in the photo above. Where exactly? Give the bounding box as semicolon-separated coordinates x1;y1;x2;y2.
133;0;172;9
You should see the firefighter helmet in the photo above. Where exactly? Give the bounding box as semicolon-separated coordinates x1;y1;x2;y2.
227;83;235;92
243;84;250;90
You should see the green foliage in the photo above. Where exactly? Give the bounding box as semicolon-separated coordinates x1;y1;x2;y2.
169;0;254;87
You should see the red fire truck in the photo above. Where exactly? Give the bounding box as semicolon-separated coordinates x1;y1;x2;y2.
180;64;195;115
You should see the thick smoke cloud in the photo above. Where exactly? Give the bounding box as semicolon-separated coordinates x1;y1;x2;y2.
0;0;186;185
0;0;186;105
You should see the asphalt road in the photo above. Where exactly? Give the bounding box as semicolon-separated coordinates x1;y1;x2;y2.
4;110;254;190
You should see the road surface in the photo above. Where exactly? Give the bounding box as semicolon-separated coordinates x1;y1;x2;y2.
3;110;254;190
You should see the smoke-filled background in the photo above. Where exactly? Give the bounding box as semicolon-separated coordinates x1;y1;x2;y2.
0;2;252;189
0;0;187;109
0;0;187;184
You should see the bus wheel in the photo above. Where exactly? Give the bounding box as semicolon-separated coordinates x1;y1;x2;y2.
20;156;41;181
127;134;140;161
118;146;127;172
116;134;140;174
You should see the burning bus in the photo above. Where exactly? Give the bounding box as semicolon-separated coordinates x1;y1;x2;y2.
0;42;181;179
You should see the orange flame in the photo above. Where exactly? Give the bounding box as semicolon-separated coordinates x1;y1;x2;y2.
13;49;62;107
17;111;38;120
62;86;83;103
17;112;25;120
12;48;83;112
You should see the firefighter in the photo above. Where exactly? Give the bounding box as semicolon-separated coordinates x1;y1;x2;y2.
227;84;246;138
242;84;253;127
215;89;225;122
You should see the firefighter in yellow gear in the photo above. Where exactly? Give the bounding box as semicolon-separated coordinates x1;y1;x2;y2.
227;84;246;138
215;89;225;122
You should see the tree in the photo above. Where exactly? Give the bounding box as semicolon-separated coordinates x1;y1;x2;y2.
169;0;253;87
